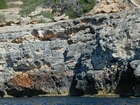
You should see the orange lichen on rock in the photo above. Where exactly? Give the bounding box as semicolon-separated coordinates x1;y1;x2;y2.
11;72;34;88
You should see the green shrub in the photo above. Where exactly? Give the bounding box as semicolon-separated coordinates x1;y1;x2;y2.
38;19;46;23
52;0;60;3
64;5;82;19
8;0;19;1
39;11;55;19
49;0;95;19
0;0;8;9
79;0;95;12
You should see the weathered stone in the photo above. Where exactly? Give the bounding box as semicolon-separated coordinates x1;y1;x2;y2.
4;13;21;24
20;17;31;25
87;0;131;15
0;7;140;97
130;60;140;70
53;14;69;22
32;15;52;23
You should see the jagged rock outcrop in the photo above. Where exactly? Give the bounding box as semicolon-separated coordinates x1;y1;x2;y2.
0;8;140;97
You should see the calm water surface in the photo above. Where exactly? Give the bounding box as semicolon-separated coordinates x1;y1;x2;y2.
0;96;139;105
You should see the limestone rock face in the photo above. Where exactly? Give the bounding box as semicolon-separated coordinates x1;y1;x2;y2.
87;0;131;15
0;8;140;97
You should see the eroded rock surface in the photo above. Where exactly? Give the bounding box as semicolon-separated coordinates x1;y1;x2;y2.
0;8;140;97
87;0;132;15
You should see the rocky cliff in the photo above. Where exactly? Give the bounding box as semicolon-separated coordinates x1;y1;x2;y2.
0;7;140;97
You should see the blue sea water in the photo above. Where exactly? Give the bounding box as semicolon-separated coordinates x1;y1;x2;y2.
0;96;139;105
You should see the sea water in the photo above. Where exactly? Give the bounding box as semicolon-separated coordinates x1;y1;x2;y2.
0;96;139;105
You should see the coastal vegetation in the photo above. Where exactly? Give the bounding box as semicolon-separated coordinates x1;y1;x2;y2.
35;11;55;20
19;0;95;18
0;0;95;19
19;0;45;16
0;0;8;9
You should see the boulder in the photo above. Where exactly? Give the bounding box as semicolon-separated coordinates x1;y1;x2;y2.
32;15;52;23
4;13;20;24
53;14;69;22
20;17;31;25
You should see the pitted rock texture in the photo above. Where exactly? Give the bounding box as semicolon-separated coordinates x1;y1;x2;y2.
87;0;132;15
0;8;140;97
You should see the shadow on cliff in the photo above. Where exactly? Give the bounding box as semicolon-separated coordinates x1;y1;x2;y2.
68;49;99;95
67;29;140;97
69;54;137;97
68;33;111;96
114;41;140;97
114;64;136;97
6;88;46;97
69;73;98;96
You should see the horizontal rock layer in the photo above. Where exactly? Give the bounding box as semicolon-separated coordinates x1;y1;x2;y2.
0;8;140;97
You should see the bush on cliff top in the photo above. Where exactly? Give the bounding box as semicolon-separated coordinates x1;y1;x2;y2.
63;0;95;18
45;0;95;19
0;0;8;9
19;0;95;18
19;0;45;16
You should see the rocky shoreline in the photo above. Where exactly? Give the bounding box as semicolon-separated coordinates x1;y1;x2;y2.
1;2;140;97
